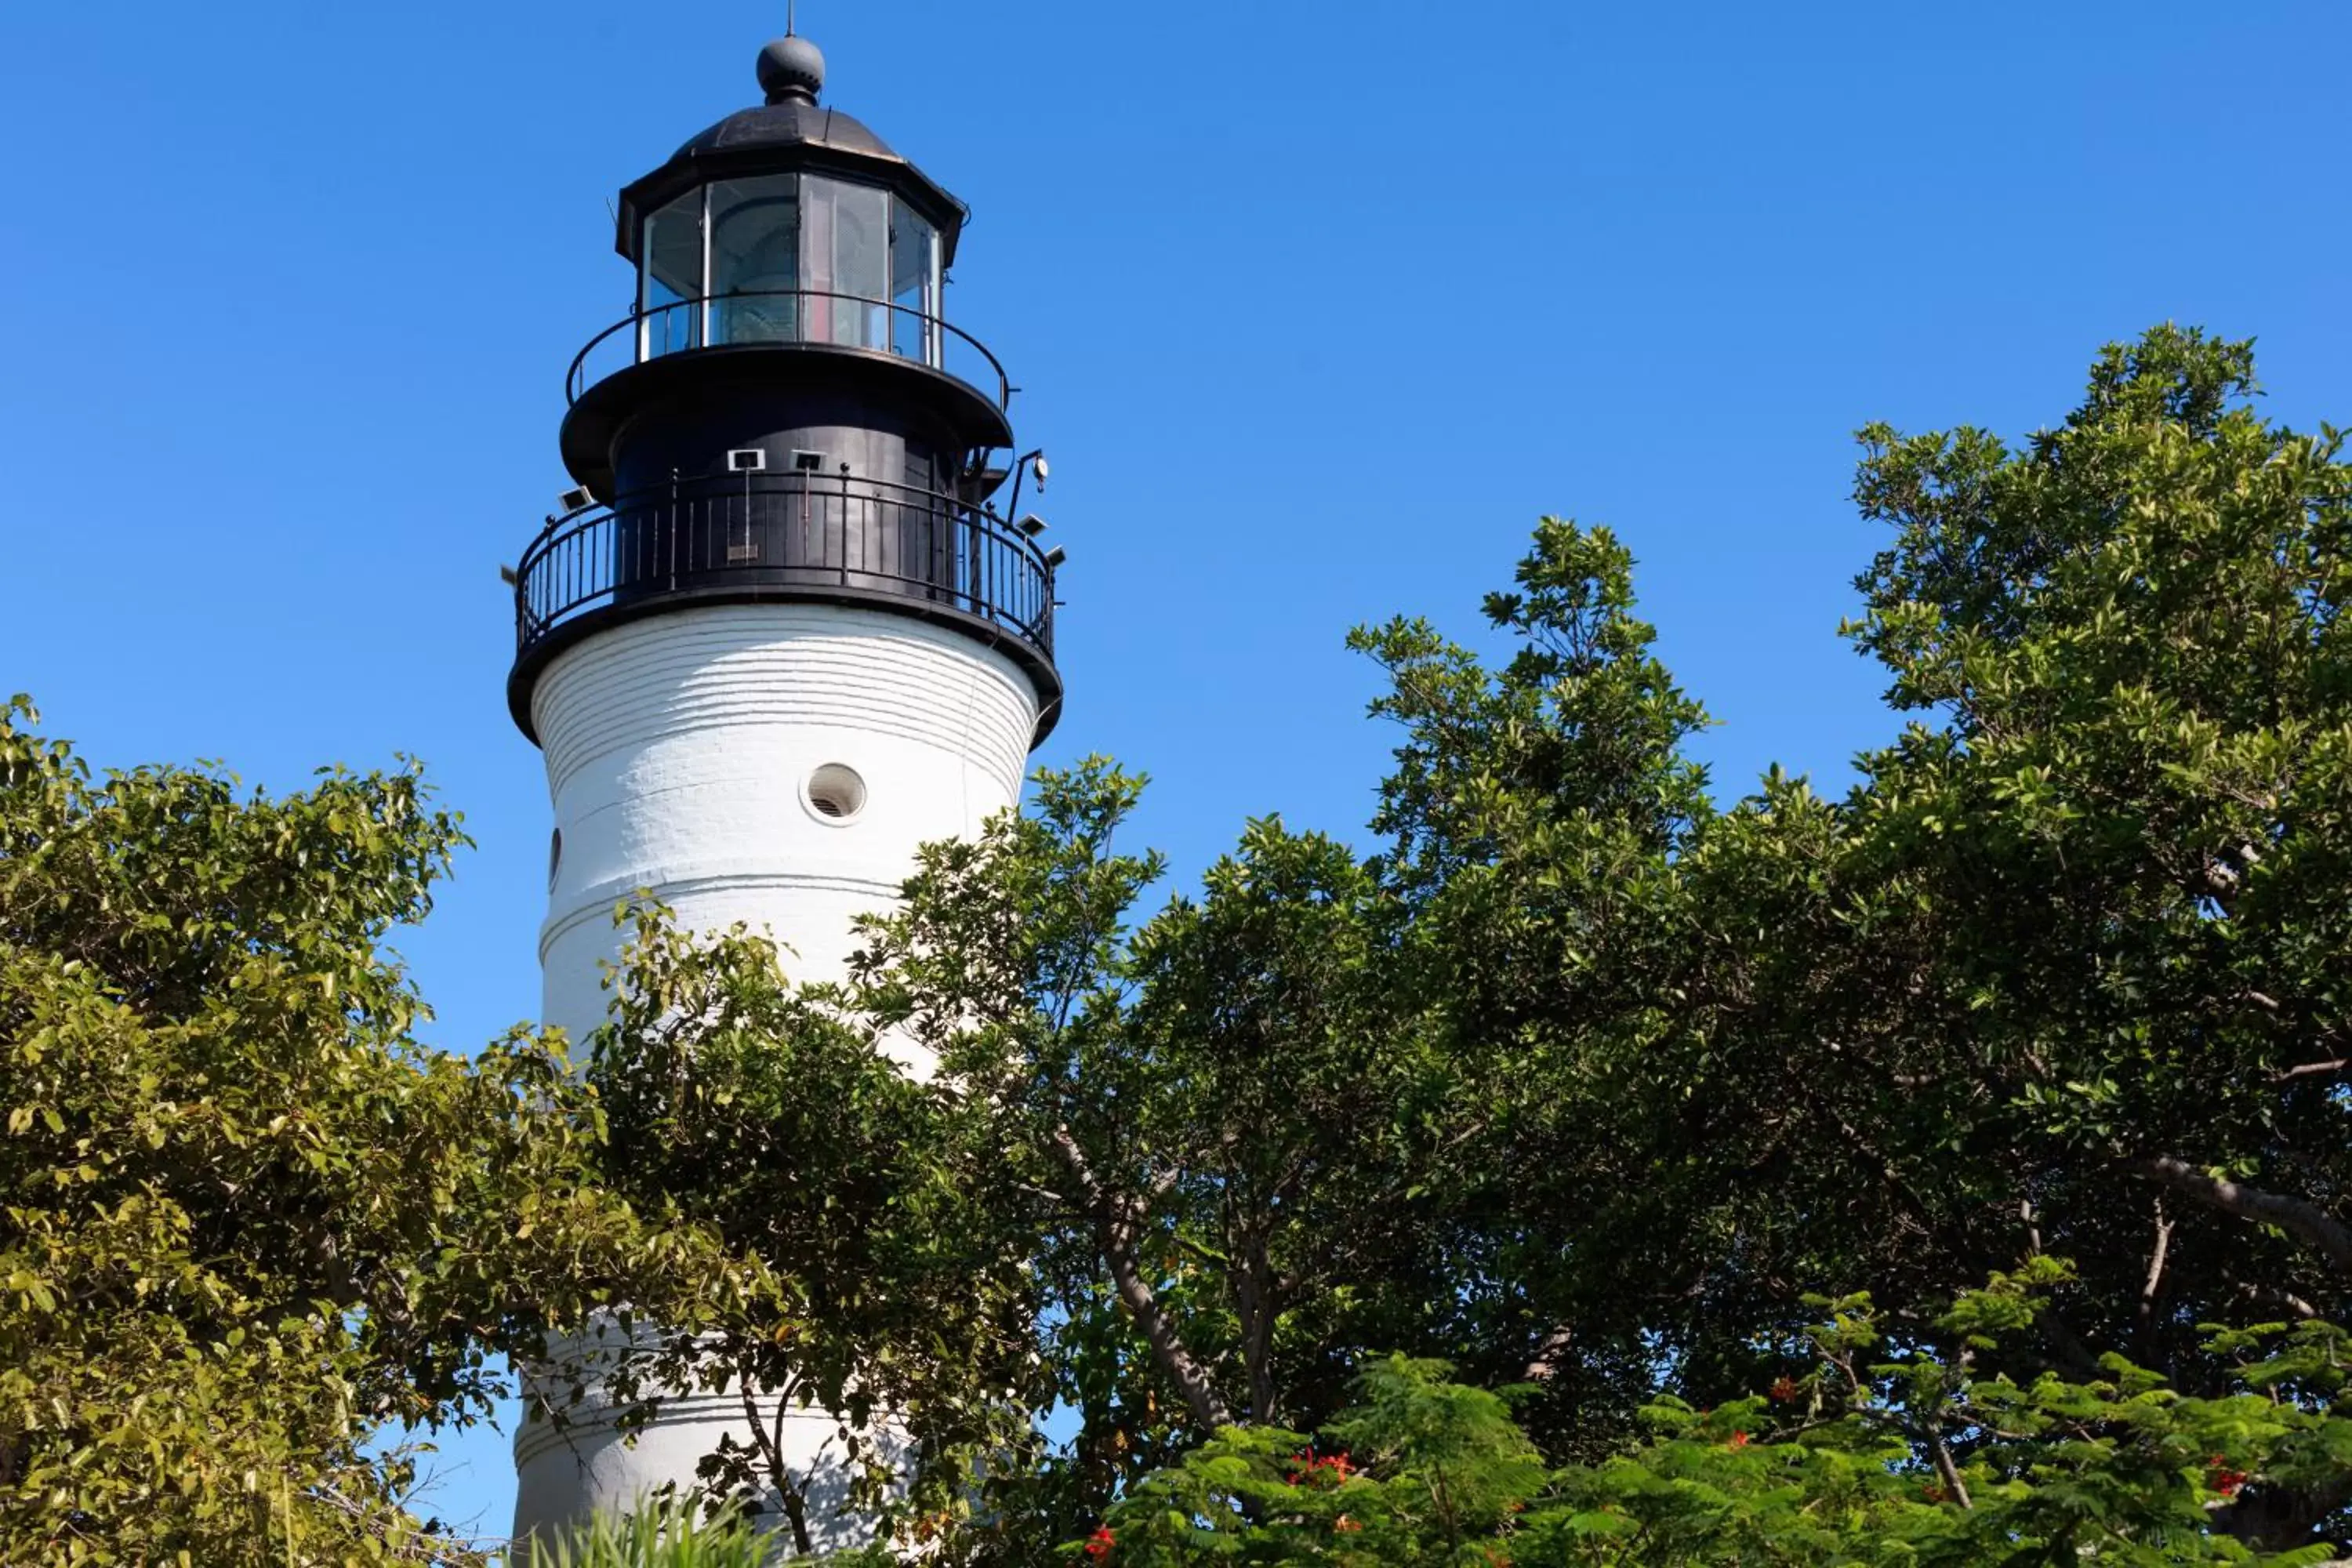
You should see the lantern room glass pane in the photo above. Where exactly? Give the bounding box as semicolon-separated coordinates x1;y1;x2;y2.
710;174;800;346
804;176;889;350
891;199;939;365
641;190;705;357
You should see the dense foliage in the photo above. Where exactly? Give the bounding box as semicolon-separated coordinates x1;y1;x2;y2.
539;1501;769;1568
1091;1265;2352;1565
582;909;1037;1557
0;701;768;1565
6;325;2349;1563
804;325;2350;1559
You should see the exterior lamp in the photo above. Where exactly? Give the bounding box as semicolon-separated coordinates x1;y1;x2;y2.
1006;447;1049;522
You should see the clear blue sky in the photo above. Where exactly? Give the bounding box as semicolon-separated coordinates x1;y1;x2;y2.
5;0;2347;1544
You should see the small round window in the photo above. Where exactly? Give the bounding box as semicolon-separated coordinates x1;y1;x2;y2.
804;763;868;824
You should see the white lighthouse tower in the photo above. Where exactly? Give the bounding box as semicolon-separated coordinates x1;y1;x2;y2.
502;30;1061;1552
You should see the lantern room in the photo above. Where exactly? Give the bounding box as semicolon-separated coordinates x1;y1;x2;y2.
620;38;955;376
554;32;1017;494
630;169;944;366
510;31;1058;748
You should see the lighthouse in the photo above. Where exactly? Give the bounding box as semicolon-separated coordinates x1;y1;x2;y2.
503;29;1061;1550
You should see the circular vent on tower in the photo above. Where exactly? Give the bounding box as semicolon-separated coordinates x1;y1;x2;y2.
804;763;868;825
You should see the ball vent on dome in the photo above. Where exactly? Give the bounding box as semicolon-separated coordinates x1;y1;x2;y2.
757;34;826;103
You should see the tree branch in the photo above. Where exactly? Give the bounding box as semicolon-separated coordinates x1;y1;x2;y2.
738;1377;815;1557
2142;1196;2173;1298
1523;1323;1574;1383
2135;1156;2352;1279
1928;1428;1973;1512
1046;1125;1236;1431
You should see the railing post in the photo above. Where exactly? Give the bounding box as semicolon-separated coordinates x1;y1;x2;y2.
794;467;809;568
966;510;981;614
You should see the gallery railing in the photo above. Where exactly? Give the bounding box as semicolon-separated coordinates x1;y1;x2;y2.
513;470;1054;663
565;289;1013;410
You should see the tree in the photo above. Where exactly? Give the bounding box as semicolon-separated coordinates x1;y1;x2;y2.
1092;1265;2352;1566
1317;325;2352;1552
576;325;2352;1561
821;767;1461;1554
21;321;2346;1563
583;907;1040;1556
0;697;762;1565
1344;517;1729;1446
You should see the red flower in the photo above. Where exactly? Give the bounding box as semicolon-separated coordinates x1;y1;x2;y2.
1727;1431;1751;1450
1769;1376;1801;1404
1922;1483;1950;1504
1287;1449;1358;1486
2206;1457;2249;1498
1084;1525;1116;1559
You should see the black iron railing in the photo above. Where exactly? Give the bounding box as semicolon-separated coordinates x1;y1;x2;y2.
513;470;1054;663
566;289;1012;409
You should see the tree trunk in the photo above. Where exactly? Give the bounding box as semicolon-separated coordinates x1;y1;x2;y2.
1236;1232;1276;1423
1047;1125;1236;1432
739;1377;815;1556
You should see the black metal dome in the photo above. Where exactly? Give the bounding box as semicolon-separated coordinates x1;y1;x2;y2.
674;98;899;162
